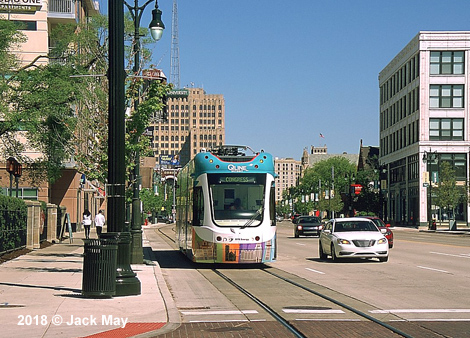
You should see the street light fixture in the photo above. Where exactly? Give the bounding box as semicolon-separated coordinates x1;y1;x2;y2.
149;3;165;41
423;149;438;230
124;0;165;264
6;157;21;197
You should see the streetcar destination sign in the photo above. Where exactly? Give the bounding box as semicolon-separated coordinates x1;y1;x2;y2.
219;176;256;183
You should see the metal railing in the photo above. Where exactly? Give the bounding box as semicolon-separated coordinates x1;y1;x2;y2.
0;209;27;255
48;0;74;15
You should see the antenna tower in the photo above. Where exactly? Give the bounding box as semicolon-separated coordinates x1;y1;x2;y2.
170;0;180;88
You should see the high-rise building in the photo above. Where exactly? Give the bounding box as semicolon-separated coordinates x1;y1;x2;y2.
148;87;225;165
379;31;470;227
274;158;301;202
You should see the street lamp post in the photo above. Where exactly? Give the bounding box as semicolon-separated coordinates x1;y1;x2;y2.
124;0;165;264
6;157;21;197
423;149;438;230
14;163;22;198
344;173;355;217
104;0;141;296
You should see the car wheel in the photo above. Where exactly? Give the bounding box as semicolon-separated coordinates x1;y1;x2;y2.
389;243;393;249
331;244;338;261
379;256;389;262
319;242;327;260
294;230;299;238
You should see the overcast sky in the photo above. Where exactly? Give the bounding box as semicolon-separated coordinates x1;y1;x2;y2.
98;0;470;159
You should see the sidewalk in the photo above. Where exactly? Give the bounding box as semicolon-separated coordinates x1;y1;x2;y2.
0;225;175;338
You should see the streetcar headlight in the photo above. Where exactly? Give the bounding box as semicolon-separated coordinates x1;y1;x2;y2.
255;236;260;241
216;236;222;241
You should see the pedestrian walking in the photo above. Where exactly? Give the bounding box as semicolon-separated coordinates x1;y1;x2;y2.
82;209;92;239
94;210;105;236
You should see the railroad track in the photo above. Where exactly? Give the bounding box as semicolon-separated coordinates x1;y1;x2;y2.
212;267;412;338
155;225;417;338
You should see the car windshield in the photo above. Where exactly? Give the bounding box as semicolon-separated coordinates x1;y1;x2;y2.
298;217;320;224
334;221;378;232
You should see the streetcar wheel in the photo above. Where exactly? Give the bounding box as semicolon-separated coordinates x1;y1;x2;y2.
319;242;327;260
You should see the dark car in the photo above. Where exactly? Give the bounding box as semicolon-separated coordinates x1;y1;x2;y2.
291;213;301;223
361;216;393;248
294;216;322;237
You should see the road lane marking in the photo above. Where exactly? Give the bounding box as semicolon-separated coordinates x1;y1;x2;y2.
181;310;258;315
390;319;470;322
296;243;306;246
305;268;325;275
371;309;470;313
283;309;344;314
189;319;250;323
417;266;450;274
430;251;470;259
296;318;361;321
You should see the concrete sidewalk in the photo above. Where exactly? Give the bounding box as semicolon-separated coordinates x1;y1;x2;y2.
0;225;175;338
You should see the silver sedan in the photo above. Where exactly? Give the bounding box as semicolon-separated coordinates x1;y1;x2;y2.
319;218;389;262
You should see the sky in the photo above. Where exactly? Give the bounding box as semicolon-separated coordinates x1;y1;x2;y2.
97;0;470;160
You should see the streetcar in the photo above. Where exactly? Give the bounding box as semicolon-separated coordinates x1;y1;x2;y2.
175;145;277;263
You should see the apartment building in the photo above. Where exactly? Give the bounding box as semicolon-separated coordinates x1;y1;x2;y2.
274;158;301;202
379;31;470;226
148;87;225;166
1;0;99;66
0;0;100;227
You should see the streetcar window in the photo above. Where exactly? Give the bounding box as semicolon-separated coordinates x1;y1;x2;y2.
270;184;276;226
193;187;204;226
209;173;266;225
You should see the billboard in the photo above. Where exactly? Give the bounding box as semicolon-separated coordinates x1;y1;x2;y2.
160;155;180;166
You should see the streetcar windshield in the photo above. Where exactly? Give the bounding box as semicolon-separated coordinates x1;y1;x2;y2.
208;173;266;225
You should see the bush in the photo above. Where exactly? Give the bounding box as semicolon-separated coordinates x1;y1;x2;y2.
0;195;27;253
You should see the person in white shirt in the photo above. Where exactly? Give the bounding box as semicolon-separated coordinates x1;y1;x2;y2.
94;210;105;236
82;209;92;239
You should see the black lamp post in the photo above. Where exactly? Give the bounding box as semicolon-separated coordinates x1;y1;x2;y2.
344;172;355;217
14;163;22;198
105;0;141;296
423;149;438;230
6;157;16;197
6;157;21;197
124;0;165;264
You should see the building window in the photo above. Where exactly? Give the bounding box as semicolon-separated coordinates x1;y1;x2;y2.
430;85;464;108
429;118;464;141
11;21;37;31
430;51;464;75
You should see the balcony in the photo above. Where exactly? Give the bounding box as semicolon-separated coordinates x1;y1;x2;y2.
48;0;76;23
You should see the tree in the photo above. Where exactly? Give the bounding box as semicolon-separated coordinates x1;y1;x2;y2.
1;14;171;190
354;166;380;215
298;157;355;216
1;19;79;183
434;161;466;221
